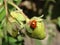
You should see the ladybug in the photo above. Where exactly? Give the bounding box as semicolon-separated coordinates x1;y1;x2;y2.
30;20;37;29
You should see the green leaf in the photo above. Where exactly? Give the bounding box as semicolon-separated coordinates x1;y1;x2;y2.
7;22;13;36
8;4;16;11
0;0;3;6
17;35;24;41
10;11;25;21
8;37;17;43
7;22;18;37
8;0;22;11
7;0;16;11
0;6;5;21
0;29;4;38
19;21;24;30
13;0;22;5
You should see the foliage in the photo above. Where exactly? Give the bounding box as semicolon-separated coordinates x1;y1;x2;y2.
0;0;24;45
0;0;59;45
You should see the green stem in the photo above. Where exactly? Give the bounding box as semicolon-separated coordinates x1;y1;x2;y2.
4;0;8;44
0;38;2;45
4;0;8;20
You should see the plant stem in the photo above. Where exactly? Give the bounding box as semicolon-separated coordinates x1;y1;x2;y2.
4;0;8;20
4;0;8;44
0;38;2;45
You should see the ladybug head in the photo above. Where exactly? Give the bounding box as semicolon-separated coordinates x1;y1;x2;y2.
30;20;37;29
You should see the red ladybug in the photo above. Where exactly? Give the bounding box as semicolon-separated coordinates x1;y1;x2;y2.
30;20;37;29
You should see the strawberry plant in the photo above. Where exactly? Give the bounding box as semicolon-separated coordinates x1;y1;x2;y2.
0;0;46;45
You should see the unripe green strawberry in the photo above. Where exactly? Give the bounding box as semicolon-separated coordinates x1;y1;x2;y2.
25;17;46;40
